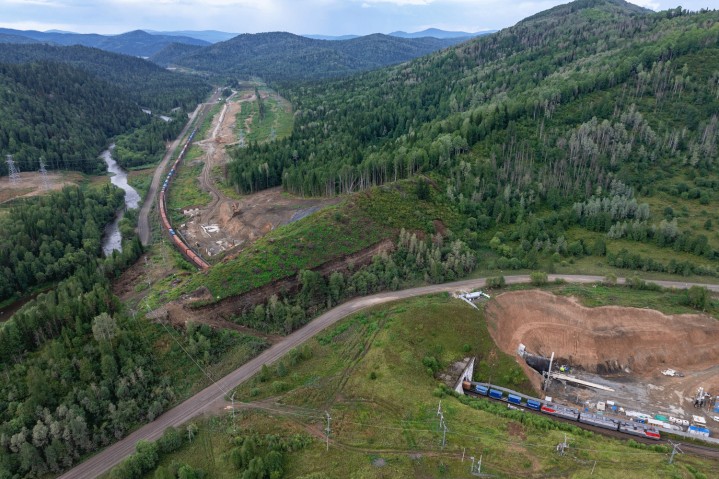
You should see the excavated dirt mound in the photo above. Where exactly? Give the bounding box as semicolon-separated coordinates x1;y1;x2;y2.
485;290;719;376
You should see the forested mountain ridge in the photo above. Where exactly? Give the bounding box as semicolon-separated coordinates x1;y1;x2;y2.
0;28;209;57
0;44;210;175
156;31;465;83
223;0;719;277
227;0;716;198
0;62;147;175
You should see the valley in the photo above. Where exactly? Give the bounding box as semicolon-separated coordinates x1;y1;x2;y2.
2;1;719;478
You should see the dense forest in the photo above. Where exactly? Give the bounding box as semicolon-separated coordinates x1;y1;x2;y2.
221;2;718;275
0;44;210;175
0;186;125;302
0;240;264;478
0;28;209;57
159;32;464;83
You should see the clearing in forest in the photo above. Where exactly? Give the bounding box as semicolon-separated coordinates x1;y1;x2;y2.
174;83;335;260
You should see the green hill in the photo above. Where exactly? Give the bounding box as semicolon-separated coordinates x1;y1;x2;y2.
159;31;465;83
108;293;718;478
218;0;719;279
0;28;209;57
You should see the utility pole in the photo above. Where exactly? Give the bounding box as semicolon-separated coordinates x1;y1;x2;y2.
325;411;331;451
556;433;568;456
668;440;683;464
6;155;20;184
230;391;236;421
437;401;447;448
470;454;482;475
441;418;447;449
544;351;555;392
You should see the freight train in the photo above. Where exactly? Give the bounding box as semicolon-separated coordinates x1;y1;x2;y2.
464;382;661;441
158;129;210;270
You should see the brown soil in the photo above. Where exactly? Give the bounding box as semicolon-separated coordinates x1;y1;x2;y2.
0;171;85;203
486;290;719;376
485;290;719;420
177;91;338;259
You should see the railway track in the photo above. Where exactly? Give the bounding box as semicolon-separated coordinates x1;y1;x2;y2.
463;390;719;459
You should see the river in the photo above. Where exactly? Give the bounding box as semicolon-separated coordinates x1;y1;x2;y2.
101;146;141;255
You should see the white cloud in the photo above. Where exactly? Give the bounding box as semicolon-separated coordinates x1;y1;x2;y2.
628;0;661;10
359;0;433;5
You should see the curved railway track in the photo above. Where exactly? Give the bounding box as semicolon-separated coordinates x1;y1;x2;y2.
158;129;210;270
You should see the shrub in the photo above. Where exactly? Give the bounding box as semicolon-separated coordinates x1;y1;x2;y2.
486;276;505;288
686;285;709;310
530;271;548;286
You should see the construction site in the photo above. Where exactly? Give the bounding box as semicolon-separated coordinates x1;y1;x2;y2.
173;84;336;260
484;290;719;436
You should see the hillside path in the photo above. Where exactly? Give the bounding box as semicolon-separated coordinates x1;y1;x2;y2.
59;274;719;478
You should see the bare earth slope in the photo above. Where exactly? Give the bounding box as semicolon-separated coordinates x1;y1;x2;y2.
485;290;719;375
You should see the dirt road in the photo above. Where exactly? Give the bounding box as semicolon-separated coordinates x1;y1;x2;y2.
58;274;719;478
137;88;222;246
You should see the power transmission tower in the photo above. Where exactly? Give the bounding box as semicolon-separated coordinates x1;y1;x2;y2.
324;411;331;451
6;155;20;184
668;440;683;464
39;157;49;190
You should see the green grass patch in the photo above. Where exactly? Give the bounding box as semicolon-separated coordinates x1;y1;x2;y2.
127;168;153;201
152;180;458;304
126;294;718;478
166;158;211;224
550;282;719;316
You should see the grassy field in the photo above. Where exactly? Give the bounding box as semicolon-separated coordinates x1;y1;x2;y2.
166;154;211;225
235;84;293;146
123;294;717;478
148;179;459;305
127;168;153;201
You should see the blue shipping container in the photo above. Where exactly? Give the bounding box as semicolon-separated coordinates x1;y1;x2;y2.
475;385;488;395
526;399;541;410
508;394;522;405
489;389;503;400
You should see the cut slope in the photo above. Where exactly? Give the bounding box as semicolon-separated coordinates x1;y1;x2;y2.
485;290;719;375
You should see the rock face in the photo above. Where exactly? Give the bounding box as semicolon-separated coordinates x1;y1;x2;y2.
485;290;719;376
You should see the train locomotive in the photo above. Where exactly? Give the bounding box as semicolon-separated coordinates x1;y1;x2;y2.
464;382;661;440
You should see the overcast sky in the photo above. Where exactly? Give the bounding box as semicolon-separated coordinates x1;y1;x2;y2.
0;0;715;36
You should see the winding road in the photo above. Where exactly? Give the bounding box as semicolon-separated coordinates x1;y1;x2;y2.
137;88;223;246
59;274;719;478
